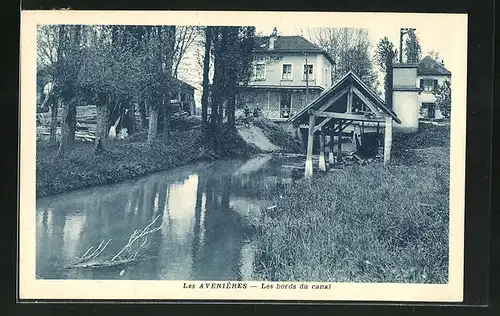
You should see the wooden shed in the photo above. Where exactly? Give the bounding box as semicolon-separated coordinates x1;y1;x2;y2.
287;71;401;178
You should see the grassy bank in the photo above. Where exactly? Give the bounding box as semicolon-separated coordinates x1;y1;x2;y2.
252;118;303;153
253;122;450;283
37;125;258;197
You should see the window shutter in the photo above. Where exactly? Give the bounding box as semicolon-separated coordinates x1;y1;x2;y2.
434;79;438;92
420;79;424;89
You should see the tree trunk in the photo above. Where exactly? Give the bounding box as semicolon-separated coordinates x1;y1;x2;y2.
210;30;222;137
163;94;171;139
128;100;136;134
138;98;148;129
201;27;212;135
227;94;236;127
147;106;159;145
161;26;176;139
49;98;58;145
95;92;108;150
59;98;70;154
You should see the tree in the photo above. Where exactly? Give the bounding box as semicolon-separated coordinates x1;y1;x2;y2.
37;25;60;144
200;27;212;135
404;29;422;63
434;80;451;118
143;26;176;144
78;25;146;148
427;49;442;63
308;27;378;89
172;26;200;79
375;37;398;108
54;24;83;155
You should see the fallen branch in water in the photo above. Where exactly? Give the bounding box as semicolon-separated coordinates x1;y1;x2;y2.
67;215;163;269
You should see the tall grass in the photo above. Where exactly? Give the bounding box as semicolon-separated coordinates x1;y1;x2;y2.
253;123;450;283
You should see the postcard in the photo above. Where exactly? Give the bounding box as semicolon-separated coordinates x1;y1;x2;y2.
19;10;467;302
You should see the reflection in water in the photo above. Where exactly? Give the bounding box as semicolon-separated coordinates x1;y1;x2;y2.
36;155;303;280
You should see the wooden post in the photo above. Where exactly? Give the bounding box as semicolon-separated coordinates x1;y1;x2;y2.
297;126;304;149
384;116;393;165
267;90;271;116
305;115;315;178
329;132;335;165
347;87;353;113
319;126;326;171
337;119;342;163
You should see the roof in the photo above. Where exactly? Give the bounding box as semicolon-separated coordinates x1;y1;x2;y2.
253;35;335;65
288;71;401;125
417;56;452;76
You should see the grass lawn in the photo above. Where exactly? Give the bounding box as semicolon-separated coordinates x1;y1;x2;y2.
36;122;258;198
252;122;450;283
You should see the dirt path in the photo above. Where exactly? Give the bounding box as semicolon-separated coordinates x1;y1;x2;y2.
237;125;279;152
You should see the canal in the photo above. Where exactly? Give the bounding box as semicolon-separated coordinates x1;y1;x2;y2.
36;154;306;280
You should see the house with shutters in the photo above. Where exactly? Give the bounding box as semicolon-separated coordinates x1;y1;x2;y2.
416;55;452;120
236;28;335;121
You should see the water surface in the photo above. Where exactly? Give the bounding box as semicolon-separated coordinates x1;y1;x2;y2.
36;154;304;280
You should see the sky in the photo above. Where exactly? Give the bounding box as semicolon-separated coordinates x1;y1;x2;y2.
172;12;468;106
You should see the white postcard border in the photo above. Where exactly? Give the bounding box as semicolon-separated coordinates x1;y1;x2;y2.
19;10;467;302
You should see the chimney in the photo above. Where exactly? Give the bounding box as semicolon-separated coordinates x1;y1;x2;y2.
391;63;420;133
268;27;278;50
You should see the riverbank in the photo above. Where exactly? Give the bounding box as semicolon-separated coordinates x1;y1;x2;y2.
252;122;450;283
36;126;259;198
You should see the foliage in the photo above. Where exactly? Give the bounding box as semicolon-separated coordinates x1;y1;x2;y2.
308;27;378;89
404;29;422;63
426;50;442;63
375;37;398;107
173;26;201;79
433;80;452;119
77;25;147;99
206;26;256;131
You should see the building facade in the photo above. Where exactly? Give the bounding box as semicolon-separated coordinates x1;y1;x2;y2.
237;30;335;121
416;56;452;120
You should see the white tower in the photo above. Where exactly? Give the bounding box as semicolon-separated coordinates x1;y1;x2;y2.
392;63;420;133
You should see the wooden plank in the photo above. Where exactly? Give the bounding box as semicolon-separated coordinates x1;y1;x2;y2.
319;126;326;171
296;126;304;148
305;115;315;178
312;117;333;133
337;119;342;162
309;111;385;122
332;120;353;133
384;116;393;165
351;86;382;117
346;87;353;113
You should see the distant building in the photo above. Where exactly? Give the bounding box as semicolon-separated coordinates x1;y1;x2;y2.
171;78;197;115
416;56;452;120
237;28;335;121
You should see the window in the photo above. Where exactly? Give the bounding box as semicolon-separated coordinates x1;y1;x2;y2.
253;63;266;81
303;64;314;80
422;102;436;118
282;64;293;80
420;79;438;93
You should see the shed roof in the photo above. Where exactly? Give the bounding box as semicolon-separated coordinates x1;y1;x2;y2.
288;71;401;124
173;78;197;91
417;56;452;76
253;35;335;65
